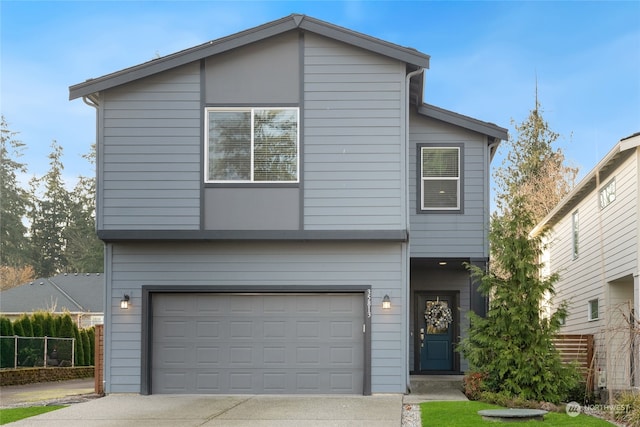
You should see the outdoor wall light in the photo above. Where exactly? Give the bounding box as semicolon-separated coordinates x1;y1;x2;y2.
382;294;391;310
120;294;130;310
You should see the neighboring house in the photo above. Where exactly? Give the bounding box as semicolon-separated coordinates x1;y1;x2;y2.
0;273;104;328
532;132;640;391
69;14;507;395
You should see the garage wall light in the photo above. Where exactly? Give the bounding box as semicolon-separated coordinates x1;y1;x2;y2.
382;294;391;310
120;294;130;310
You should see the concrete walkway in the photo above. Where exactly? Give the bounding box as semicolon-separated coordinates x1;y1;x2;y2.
403;375;468;404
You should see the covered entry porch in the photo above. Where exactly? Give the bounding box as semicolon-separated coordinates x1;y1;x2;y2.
409;258;487;374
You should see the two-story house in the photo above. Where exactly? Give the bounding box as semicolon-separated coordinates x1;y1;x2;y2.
532;132;640;391
69;14;507;395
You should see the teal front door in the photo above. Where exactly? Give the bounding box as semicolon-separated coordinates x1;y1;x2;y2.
418;294;454;371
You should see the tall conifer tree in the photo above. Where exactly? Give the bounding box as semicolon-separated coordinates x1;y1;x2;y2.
0;117;30;270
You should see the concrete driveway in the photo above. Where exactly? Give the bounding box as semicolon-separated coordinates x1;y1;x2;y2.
3;393;404;426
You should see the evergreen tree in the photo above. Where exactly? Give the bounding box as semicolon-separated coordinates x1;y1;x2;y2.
74;327;85;366
0;117;31;271
27;141;71;277
459;196;579;403
493;96;578;223
65;172;103;272
15;314;33;337
459;95;581;403
0;316;15;368
31;312;45;336
12;319;25;337
42;312;56;337
56;313;76;364
57;313;75;338
80;329;91;366
87;326;95;365
0;316;14;335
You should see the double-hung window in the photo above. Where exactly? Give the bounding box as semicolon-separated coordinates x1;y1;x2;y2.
420;146;461;211
205;107;299;183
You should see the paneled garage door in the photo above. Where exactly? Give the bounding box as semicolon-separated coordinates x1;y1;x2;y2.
151;293;364;394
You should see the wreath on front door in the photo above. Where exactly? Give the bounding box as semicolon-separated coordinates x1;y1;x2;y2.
425;301;453;330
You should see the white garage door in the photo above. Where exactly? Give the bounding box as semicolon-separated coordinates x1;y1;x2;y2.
151;293;365;394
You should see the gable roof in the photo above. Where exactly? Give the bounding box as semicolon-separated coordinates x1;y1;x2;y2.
69;14;430;100
418;103;509;143
531;131;640;236
0;273;104;315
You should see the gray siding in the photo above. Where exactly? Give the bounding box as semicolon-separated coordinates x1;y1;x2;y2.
106;241;406;394
204;188;299;230
204;31;299;104
100;63;201;230
303;33;405;230
409;112;489;258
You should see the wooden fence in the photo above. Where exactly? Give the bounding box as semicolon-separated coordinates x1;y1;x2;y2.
552;334;594;389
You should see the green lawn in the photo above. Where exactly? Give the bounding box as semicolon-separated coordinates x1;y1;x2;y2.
0;406;66;425
420;401;615;426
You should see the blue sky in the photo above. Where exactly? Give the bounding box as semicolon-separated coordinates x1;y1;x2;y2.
1;1;639;190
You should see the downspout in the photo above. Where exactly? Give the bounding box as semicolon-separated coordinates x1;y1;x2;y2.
595;168;612;401
404;67;424;393
82;92;107;392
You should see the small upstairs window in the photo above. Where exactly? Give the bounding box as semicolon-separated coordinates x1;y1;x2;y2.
420;146;461;211
572;210;579;259
588;299;599;321
599;178;616;209
205;107;299;183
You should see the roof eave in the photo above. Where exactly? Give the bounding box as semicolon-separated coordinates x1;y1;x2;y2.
69;14;430;100
531;132;640;237
417;103;509;141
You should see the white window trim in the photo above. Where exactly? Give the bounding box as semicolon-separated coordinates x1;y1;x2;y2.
420;146;461;211
588;298;599;321
204;107;300;184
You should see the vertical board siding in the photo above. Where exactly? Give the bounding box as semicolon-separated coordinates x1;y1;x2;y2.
409;113;489;257
101;63;201;230
107;241;405;393
303;33;404;230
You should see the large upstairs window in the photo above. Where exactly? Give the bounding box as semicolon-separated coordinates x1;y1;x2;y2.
420;146;461;211
205;107;299;183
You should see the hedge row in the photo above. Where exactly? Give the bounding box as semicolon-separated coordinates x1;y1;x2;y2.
0;312;95;368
